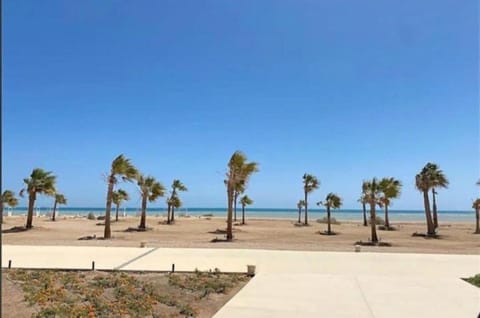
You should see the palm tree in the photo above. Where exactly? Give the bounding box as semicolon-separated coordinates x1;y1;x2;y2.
20;169;56;229
358;193;368;227
302;173;320;225
1;190;19;224
362;178;381;243
415;162;446;236
317;193;342;234
225;151;259;241
167;179;187;224
378;177;402;229
296;199;305;224
137;175;165;230
51;193;67;221
233;183;245;222
240;195;253;225
473;199;480;234
104;155;138;239
428;164;449;229
112;189;129;222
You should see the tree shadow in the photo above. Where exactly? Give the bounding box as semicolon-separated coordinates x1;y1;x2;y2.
2;226;29;234
318;231;339;236
355;240;392;247
124;227;152;232
411;232;443;239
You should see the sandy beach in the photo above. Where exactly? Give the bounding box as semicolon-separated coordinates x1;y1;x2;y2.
2;215;479;255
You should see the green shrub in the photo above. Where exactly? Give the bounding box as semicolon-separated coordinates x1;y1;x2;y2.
464;274;480;288
87;212;95;220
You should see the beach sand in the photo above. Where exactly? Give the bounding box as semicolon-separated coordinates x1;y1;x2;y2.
2;215;479;254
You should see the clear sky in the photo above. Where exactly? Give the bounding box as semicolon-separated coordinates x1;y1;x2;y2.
3;1;479;210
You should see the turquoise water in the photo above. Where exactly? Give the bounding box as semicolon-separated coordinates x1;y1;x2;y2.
5;207;475;222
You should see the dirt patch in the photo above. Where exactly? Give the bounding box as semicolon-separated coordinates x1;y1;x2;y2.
2;269;250;318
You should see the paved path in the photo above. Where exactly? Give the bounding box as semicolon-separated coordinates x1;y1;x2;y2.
2;245;479;317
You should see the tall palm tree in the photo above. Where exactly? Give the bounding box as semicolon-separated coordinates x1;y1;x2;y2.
240;195;253;225
1;190;19;224
225;151;259;241
167;179;187;224
378;177;402;229
358;193;368;227
20;169;56;229
51;193;67;221
473;198;480;234
112;189;129;222
104;155;138;239
302;173;320;225
137;175;165;230
362;178;381;243
297;199;305;224
317;193;342;235
415;162;447;235
428;164;449;229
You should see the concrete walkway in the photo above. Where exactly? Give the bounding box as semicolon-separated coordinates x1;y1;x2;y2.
2;245;479;317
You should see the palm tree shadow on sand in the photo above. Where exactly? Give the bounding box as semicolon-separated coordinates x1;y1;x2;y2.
2;226;29;234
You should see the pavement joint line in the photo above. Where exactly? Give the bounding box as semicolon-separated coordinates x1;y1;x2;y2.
113;247;159;270
354;276;376;318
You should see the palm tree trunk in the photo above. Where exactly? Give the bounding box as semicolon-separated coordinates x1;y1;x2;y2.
26;192;36;229
370;199;378;243
104;178;114;239
432;189;438;229
226;186;234;241
115;204;119;222
242;204;246;225
139;196;147;229
304;192;308;225
384;204;389;229
0;201;4;224
327;206;331;234
167;204;171;224
52;200;58;221
475;207;480;234
298;207;301;224
171;205;175;223
423;190;435;235
362;202;367;226
233;191;238;222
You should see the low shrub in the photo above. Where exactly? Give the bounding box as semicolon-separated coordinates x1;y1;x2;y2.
316;217;340;224
87;212;95;220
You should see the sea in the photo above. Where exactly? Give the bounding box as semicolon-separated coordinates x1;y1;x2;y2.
4;207;475;223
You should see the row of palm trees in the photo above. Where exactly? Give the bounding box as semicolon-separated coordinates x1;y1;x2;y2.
103;155;188;238
2;154;479;242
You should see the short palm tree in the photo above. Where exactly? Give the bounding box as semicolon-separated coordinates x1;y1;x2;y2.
297;199;305;224
20;169;56;229
112;189;129;222
51;193;67;221
137;175;165;230
1;190;19;224
104;155;138;239
317;193;342;235
473;198;480;234
428;164;449;229
378;177;402;229
302;173;320;225
358;192;368;227
362;178;381;243
233;183;245;222
167;179;187;224
225;151;258;241
240;195;253;225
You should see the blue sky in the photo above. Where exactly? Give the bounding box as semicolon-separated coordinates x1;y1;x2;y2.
3;1;479;210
